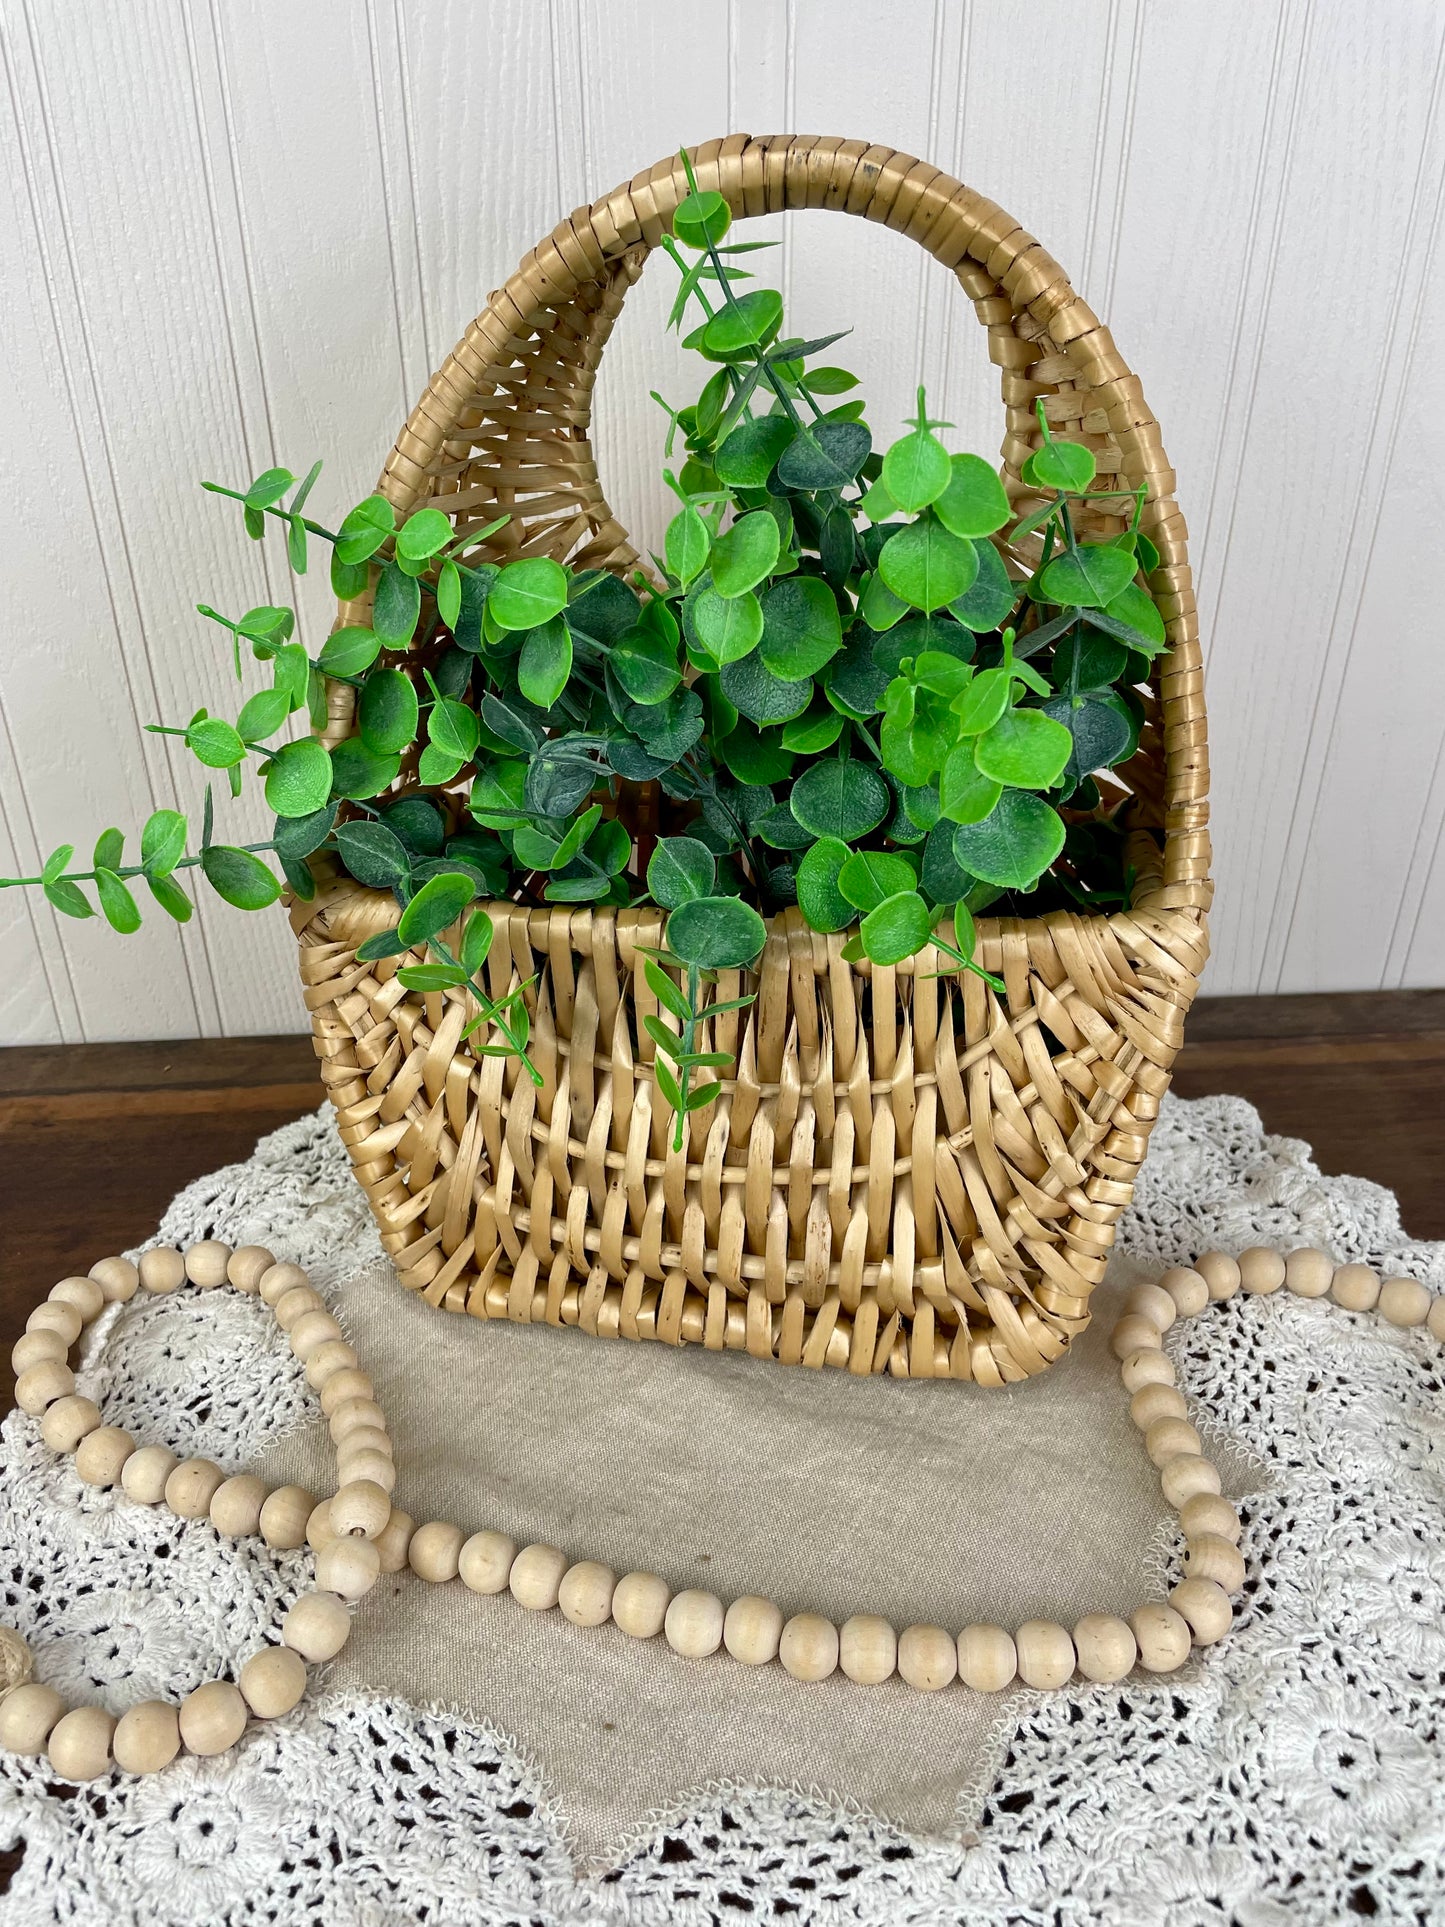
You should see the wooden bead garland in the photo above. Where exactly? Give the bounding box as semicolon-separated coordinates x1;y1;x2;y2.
4;1237;1440;1784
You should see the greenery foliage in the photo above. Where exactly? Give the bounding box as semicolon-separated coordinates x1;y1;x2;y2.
2;155;1167;1146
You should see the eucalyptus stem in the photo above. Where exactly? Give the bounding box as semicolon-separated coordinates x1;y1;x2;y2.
200;482;339;545
0;840;277;890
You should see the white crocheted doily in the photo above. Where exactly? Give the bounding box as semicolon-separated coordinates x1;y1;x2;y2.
2;1092;1443;1926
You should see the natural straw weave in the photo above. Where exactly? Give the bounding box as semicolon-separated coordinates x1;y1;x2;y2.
291;135;1211;1386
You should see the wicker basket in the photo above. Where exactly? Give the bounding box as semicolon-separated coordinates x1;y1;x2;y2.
292;134;1211;1387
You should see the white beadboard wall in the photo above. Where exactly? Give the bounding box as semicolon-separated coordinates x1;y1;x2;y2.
2;0;1443;1044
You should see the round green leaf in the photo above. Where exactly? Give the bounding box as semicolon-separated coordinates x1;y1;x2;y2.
714;415;793;488
1020;438;1096;493
428;695;481;764
185;716;245;769
612;624;682;705
939;744;1003;825
951;666;1012;736
878;519;979;611
489;556;569;632
666;505;710;587
933;453;1011;538
272;802;337;861
859;890;932;966
720;653;813;726
790;760;890;841
951;790;1066;889
673;188;732;249
43;876;92;920
335;494;395;567
1038;544;1137;609
701;290;783;358
667;895;768;968
881;427;951;514
335;820;412;890
796;836;853;932
717;722;793;785
776;419;871;492
359;668;420;755
838;849;917;913
145;872;193;923
395;506;453;566
264;739;334;817
397;869;475;947
200;845;282;911
758;576;842;680
95;868;141;934
1053;630;1127;692
920;820;974;904
372;562;421;646
518;614;573;708
140;809;187;878
1041;692;1135;782
317;625;382;680
647;835;716;910
692;584;763;664
436;558;462;630
973;707;1073;788
1102;579;1167;650
781;701;844;754
710;511;781;599
236;687;290;744
329;738;402;800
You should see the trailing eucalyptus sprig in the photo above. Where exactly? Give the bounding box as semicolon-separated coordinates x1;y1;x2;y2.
2;150;1170;1136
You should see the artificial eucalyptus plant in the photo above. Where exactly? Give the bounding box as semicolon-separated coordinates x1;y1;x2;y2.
3;156;1166;1141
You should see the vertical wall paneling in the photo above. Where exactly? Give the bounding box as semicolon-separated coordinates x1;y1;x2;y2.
1;0;1442;1041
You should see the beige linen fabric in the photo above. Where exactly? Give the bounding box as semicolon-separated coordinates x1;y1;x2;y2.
258;1249;1258;1867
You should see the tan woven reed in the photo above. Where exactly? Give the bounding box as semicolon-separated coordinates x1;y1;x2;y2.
291;135;1211;1386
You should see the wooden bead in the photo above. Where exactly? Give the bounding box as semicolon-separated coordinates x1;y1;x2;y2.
11;1328;67;1375
1145;1416;1203;1468
664;1589;724;1658
558;1561;616;1628
185;1241;232;1287
27;1300;82;1344
16;1359;76;1415
112;1700;180;1774
957;1623;1016;1692
274;1285;324;1331
282;1590;351;1663
50;1275;105;1323
240;1645;307;1719
320;1367;374;1415
47;1705;116;1781
1160;1267;1209;1317
289;1309;343;1361
780;1613;839;1682
1170;1577;1233;1644
1380;1276;1432;1328
1328;1262;1380;1311
75;1426;135;1487
898;1622;956;1692
1014;1620;1075;1689
121;1444;178;1505
0;1682;65;1754
164;1458;226;1520
138;1247;186;1295
1131;1601;1193;1673
1123;1281;1176;1332
409;1521;464;1583
1284;1247;1334;1298
1160;1455;1222;1507
333;1423;390;1463
1428;1295;1445;1342
1194;1250;1241;1301
329;1397;388;1443
1073;1613;1137;1683
1185;1533;1247;1593
725;1595;784;1666
336;1448;396;1494
375;1507;415;1574
315;1537;380;1601
1238;1246;1285;1294
1110;1314;1162;1360
509;1542;567;1610
1129;1382;1188;1431
307;1500;340;1551
258;1261;308;1306
227;1245;276;1293
612;1572;670;1639
1120;1347;1176;1393
306;1340;360;1390
456;1530;515;1594
40;1394;102;1453
88;1255;139;1303
258;1485;315;1550
179;1681;247;1756
209;1474;269;1537
839;1614;897;1684
330;1480;392;1541
1179;1492;1242;1544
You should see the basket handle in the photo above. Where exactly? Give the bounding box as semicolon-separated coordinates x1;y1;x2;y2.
330;133;1209;916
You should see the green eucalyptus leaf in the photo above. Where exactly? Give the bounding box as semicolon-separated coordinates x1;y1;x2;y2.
939;745;1004;825
801;365;858;395
271;643;311;713
396;962;470;992
714;414;793;487
335;494;396;567
776;419;871;491
933;452;1011;537
372;562;421;646
95;868;141;934
789;760;890;841
145;872;193;923
949;539;1015;632
951;665;1012;735
757;576;842;680
328;738;402;800
1100;580;1167;651
881;425;951;513
1041;691;1135;782
395;506;453;568
1054;630;1127;692
710;511;780;599
200;845;281;910
43;876;92;920
460;908;495;974
756;802;813;849
244;466;294;511
691;584;763;665
673;188;732;249
665;504;710;587
860;568;909;632
781;701;844;754
383;796;448;855
185;716;246;769
317;626;382;680
878;518;979;611
700;289;783;357
666;894;768;968
647;835;716;910
92;827;124;873
140;810;187;877
859;889;932;965
470;761;532;830
587;816;631;876
335;820;412;890
795;836;852;932
1038;543;1136;609
358;668;420;755
428;694;481;763
920;818;977;905
822;632;891;719
397;869;475;946
720;652;813;726
264;739;334;817
436;558;462;630
718;722;793;785
1020;438;1096;492
489;556;568;632
236;687;291;744
355;926;409;962
331;550;371;601
838;849;917;913
951;790;1066;889
518;614;574;708
973;707;1073;788
271;802;337;861
612;623;682;706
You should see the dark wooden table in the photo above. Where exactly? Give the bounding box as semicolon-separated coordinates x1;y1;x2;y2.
2;989;1441;1414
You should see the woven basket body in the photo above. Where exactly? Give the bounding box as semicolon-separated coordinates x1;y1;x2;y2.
293;134;1211;1386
